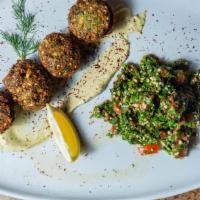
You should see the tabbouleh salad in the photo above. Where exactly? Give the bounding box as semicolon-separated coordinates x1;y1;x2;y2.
92;55;200;158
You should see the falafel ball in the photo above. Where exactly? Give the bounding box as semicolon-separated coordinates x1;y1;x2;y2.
0;92;14;133
3;59;53;111
69;0;113;43
39;33;81;78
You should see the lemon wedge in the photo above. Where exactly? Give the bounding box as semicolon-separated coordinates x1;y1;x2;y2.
46;104;80;162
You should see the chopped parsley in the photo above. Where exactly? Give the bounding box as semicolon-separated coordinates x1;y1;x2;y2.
92;55;200;158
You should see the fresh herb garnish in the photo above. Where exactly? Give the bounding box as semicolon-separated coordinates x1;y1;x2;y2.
92;55;200;158
0;0;39;59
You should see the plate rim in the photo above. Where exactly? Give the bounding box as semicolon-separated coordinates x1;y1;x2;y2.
1;0;200;199
0;181;199;200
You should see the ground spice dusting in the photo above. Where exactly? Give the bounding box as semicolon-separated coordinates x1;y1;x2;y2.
65;37;130;113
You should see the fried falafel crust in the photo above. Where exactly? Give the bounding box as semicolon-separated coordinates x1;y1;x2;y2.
69;0;113;43
0;92;14;133
39;33;81;78
3;59;53;111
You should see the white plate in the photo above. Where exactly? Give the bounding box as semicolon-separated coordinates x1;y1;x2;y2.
0;0;200;199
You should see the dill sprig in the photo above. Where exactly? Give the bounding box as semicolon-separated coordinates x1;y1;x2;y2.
0;0;39;59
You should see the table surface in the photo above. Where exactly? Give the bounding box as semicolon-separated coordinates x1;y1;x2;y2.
0;188;200;200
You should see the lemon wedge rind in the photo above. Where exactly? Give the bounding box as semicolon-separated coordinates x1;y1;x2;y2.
46;104;80;163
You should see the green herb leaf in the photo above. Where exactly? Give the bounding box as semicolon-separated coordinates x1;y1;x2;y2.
0;0;39;59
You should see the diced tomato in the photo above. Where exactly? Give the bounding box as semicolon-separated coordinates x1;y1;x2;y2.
169;95;177;108
113;103;122;115
112;125;117;133
138;144;160;155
